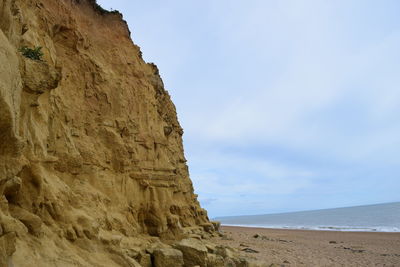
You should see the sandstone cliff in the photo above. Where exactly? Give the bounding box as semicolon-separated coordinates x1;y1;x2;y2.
0;0;214;265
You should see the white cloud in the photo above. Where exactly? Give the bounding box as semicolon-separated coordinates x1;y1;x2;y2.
191;150;315;197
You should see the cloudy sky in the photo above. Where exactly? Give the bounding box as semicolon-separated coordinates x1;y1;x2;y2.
98;0;400;217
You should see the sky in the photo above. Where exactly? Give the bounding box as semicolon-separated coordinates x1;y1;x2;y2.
98;0;400;217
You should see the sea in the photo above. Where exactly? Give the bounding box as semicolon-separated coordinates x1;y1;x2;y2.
215;202;400;232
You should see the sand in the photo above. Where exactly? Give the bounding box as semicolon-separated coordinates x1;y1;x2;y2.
212;226;400;266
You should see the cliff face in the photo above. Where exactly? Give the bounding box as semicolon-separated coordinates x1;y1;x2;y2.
0;0;211;265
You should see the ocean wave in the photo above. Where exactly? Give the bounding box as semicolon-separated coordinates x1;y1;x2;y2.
221;224;400;232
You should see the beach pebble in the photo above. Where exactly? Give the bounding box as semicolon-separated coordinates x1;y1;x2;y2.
241;247;259;253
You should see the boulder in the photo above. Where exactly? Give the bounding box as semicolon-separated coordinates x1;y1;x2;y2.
138;252;152;267
124;257;142;267
153;248;184;267
236;257;269;267
200;222;215;233
205;242;217;253
22;58;61;94
211;221;221;231
188;234;202;240
174;238;208;267
224;258;237;267
215;245;236;259
206;253;225;267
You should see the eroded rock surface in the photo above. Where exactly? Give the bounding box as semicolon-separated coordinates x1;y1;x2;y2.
0;0;212;265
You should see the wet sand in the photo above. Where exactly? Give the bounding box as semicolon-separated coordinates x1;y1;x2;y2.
212;226;400;266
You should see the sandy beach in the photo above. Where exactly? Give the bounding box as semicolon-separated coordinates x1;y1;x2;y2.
212;226;400;266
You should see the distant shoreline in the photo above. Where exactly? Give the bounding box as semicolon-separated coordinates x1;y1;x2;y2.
220;224;400;233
